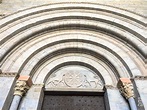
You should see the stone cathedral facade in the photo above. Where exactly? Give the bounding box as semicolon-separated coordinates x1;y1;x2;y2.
0;0;146;110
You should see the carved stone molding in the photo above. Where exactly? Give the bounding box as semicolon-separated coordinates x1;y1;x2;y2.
33;84;44;87
104;85;117;90
14;75;33;96
134;76;147;80
0;69;18;77
0;72;18;77
117;78;135;99
0;14;5;17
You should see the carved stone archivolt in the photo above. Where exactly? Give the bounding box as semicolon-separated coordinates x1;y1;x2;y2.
117;78;135;99
14;80;29;96
46;70;103;89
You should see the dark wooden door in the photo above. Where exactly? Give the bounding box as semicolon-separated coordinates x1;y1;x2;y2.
42;91;106;110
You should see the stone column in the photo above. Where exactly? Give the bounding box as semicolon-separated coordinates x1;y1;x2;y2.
9;75;32;110
117;78;137;110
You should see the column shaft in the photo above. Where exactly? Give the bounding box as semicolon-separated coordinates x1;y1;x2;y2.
0;72;17;110
9;75;32;110
128;97;137;110
9;95;21;110
117;78;137;110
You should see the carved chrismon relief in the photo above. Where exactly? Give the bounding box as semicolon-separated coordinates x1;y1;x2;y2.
46;67;103;89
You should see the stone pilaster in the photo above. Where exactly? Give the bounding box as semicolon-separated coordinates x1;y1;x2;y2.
104;85;129;110
134;76;147;110
19;84;44;110
117;78;135;99
0;71;18;110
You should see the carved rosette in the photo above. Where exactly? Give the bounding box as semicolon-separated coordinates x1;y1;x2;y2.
117;78;135;99
64;71;85;87
14;80;29;96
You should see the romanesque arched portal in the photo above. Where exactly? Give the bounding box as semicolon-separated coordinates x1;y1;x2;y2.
0;2;146;110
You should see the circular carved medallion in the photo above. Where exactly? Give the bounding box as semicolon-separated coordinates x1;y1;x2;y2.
64;71;85;87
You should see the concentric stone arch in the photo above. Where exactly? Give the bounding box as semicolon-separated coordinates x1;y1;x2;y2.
0;2;146;110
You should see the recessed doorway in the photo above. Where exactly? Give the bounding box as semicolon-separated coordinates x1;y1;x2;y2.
42;91;106;110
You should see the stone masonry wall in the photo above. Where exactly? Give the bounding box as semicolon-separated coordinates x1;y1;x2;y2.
0;0;147;18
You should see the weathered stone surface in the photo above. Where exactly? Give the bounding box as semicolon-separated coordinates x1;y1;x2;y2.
135;79;147;110
0;76;16;110
0;1;146;110
19;84;44;110
0;0;147;17
105;88;130;110
117;78;135;99
46;66;103;90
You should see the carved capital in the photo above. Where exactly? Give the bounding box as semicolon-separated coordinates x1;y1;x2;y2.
117;78;135;99
14;80;29;96
14;75;32;96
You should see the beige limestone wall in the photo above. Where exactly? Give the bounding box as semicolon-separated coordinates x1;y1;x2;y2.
0;0;147;18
